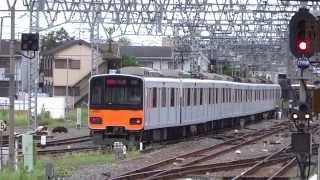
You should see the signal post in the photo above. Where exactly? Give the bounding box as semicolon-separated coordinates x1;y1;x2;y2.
289;8;320;179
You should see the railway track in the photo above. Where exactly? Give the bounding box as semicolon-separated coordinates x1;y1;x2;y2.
37;146;108;155
110;121;291;180
37;135;91;147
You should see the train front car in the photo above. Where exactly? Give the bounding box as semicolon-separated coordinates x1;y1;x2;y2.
88;74;144;145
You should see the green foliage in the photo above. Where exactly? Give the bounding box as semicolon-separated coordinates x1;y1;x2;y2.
0;145;140;179
121;55;138;67
0;108;89;128
118;37;131;46
106;27;115;39
0;110;28;126
41;27;74;51
222;64;233;76
0;161;45;180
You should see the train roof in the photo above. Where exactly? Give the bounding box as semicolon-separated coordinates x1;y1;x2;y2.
90;74;280;88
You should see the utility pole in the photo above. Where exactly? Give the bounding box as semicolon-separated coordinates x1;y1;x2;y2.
8;1;17;170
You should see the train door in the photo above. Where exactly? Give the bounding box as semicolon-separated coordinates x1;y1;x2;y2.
215;84;221;120
168;85;178;126
144;87;151;128
148;85;160;128
185;82;193;124
176;87;181;125
159;86;169;127
180;87;186;124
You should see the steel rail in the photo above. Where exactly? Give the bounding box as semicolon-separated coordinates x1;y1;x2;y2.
37;146;104;155
267;157;297;180
232;145;290;180
112;123;290;180
146;156;293;180
111;154;293;180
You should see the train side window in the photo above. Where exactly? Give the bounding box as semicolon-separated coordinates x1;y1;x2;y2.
200;88;203;105
217;88;219;103
222;88;225;103
170;88;175;107
229;88;232;103
194;88;197;105
161;87;166;107
187;88;191;106
152;88;157;108
208;88;211;104
182;88;185;106
212;88;215;104
147;88;151;108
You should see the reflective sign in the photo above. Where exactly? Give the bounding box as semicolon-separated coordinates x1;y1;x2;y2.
296;57;310;69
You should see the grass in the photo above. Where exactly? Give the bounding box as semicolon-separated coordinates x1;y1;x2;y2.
0;108;89;128
0;149;140;179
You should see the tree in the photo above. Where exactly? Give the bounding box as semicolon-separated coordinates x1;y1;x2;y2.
41;27;74;51
121;55;138;67
105;27;116;53
222;64;233;76
118;37;131;46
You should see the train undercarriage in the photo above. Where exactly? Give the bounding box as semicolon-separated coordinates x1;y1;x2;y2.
90;110;276;147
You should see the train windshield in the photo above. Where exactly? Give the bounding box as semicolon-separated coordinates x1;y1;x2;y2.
90;76;143;108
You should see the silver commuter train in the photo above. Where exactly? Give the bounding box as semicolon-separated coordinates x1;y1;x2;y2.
89;74;281;144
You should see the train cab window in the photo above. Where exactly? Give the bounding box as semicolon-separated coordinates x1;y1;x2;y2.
200;88;203;105
187;88;191;106
90;76;143;109
161;87;166;107
90;77;104;105
152;88;157;108
170;88;175;107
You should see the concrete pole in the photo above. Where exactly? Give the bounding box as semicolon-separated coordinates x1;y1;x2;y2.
318;147;320;180
299;70;307;102
8;2;16;170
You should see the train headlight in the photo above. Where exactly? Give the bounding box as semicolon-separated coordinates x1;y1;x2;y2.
90;117;102;124
291;113;299;120
130;118;142;125
304;113;311;120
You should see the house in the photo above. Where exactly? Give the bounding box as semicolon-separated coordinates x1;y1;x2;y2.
0;40;22;97
40;40;106;107
119;46;173;70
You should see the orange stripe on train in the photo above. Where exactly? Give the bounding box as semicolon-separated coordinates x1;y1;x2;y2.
89;109;144;130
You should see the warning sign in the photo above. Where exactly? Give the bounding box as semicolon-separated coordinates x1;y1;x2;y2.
0;120;7;132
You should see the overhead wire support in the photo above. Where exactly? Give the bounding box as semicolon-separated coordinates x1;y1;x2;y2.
8;0;17;170
27;0;41;130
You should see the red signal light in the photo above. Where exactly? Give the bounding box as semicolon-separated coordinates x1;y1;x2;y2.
298;41;307;51
296;37;311;53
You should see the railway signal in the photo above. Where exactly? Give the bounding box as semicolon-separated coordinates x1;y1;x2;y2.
289;8;318;58
20;33;39;51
